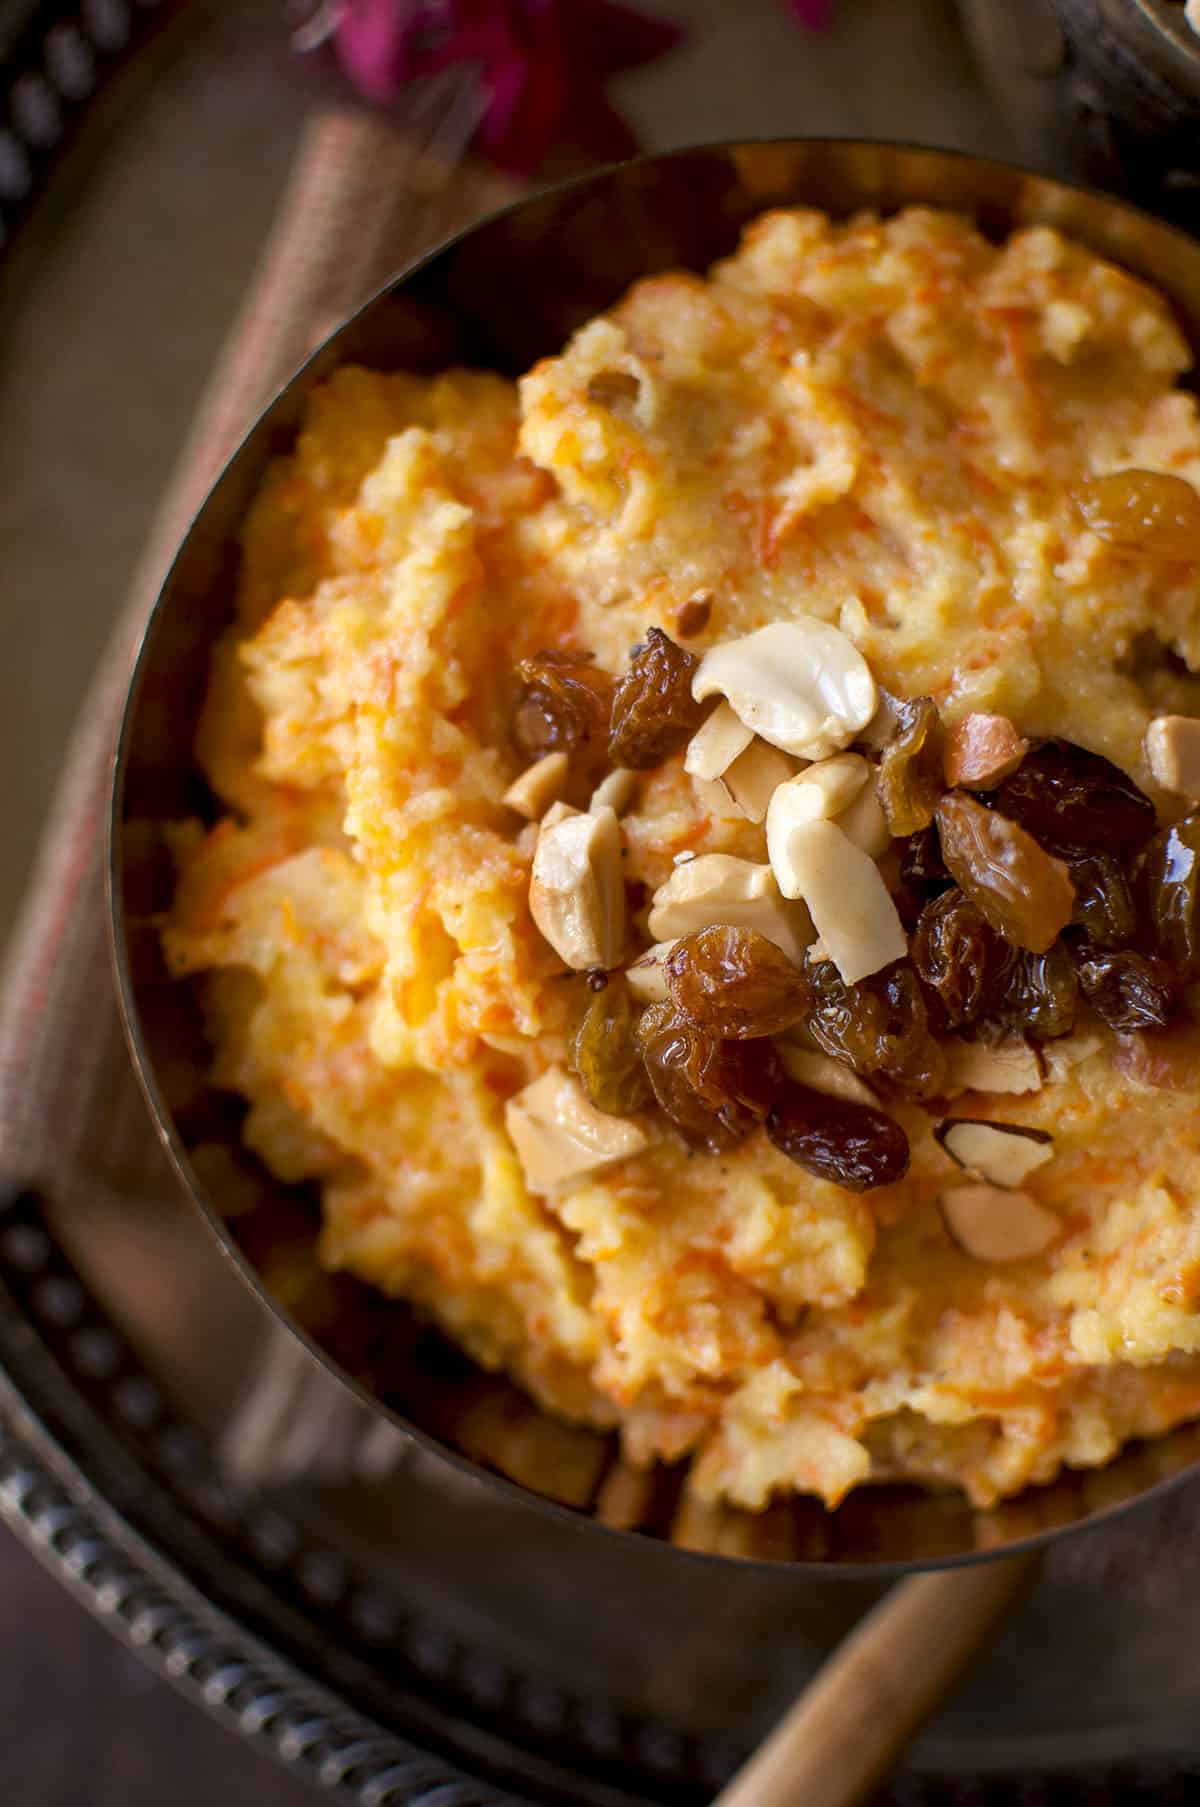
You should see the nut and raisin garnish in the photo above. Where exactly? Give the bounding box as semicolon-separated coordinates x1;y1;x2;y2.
515;615;1200;1201
608;626;706;769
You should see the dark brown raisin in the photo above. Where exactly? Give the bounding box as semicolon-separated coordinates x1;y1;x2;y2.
634;1002;782;1153
664;925;811;1040
806;957;945;1095
876;695;944;836
1075;469;1200;560
994;943;1079;1040
1068;851;1137;949
766;1081;910;1192
1138;810;1200;979
1077;950;1175;1032
935;792;1075;953
569;979;652;1115
674;591;713;638
513;649;615;779
988;739;1157;859
911;889;1013;1030
608;627;705;769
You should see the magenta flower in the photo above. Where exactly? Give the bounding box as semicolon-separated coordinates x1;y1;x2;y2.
334;0;683;173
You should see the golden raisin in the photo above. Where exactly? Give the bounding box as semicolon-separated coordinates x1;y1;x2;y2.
805;957;945;1095
876;695;944;836
664;925;811;1039
1075;469;1200;560
608;627;705;769
513;649;615;780
935;793;1075;953
634;1002;782;1153
911;889;1012;1030
569;979;652;1115
996;944;1078;1040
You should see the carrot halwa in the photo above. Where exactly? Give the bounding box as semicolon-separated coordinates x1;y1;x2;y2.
164;207;1200;1511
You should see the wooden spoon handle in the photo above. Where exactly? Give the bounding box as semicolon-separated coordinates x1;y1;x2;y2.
713;1553;1037;1807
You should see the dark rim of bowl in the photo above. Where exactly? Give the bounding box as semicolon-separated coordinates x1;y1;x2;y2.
109;134;1200;1578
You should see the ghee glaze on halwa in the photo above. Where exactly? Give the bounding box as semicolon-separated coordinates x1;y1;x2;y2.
164;207;1200;1512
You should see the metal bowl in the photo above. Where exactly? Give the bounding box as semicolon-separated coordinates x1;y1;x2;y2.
112;139;1200;1574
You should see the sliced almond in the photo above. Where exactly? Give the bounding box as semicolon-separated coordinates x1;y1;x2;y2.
777;1046;879;1107
590;768;637;816
939;1185;1060;1262
503;751;569;820
943;713;1029;790
943;1037;1044;1096
1145;714;1200;798
934;1118;1054;1188
684;701;754;782
529;804;624;970
625;940;678;1003
646;854;812;966
836;780;891;856
765;811;906;985
717;738;796;822
505;1066;652;1192
692;619;877;760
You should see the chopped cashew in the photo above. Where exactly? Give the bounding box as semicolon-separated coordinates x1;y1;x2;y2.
765;809;906;984
935;1119;1054;1188
529;804;625;970
778;1046;879;1107
939;1185;1059;1262
1146;715;1200;798
684;701;754;781
837;780;891;856
692;618;877;760
590;768;638;816
626;940;678;1003
943;1037;1044;1096
503;751;569;819
943;713;1028;789
772;754;870;823
647;854;812;965
717;737;796;822
505;1066;652;1192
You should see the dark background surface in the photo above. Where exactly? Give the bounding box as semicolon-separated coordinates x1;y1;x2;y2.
0;1527;315;1804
